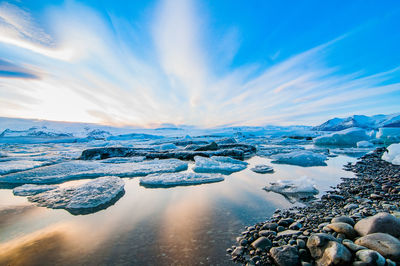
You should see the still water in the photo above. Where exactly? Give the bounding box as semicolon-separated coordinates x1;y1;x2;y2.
0;154;356;265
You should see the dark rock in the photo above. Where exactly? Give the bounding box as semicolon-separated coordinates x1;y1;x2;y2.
270;245;301;266
326;222;357;239
331;216;355;226
355;249;385;266
251;236;272;250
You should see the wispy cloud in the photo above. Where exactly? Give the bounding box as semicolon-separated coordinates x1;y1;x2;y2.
0;1;398;127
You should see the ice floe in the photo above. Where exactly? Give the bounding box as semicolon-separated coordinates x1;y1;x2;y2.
251;165;274;174
314;127;369;146
270;150;327;167
382;143;400;165
193;156;248;174
13;184;58;196
356;140;374;148
28;176;124;214
0;160;49;175
140;172;224;187
0;159;188;184
264;177;319;203
99;156;145;163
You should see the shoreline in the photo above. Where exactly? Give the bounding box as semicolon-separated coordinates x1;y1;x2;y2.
228;147;400;265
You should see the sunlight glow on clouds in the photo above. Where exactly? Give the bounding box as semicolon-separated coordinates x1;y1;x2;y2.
0;0;399;127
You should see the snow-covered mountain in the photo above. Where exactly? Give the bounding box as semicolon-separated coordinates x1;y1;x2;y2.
313;113;400;131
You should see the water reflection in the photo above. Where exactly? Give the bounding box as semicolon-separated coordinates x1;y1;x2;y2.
0;154;356;265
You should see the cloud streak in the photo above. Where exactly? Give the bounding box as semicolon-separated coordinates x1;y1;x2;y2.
0;1;398;127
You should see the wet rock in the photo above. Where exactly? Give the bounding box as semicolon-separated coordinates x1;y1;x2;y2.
231;246;244;256
270;245;301;266
277;230;302;237
354;212;400;237
326;222;357;239
289;222;303;230
316;241;352;266
262;222;278;231
355;233;400;262
342;239;366;252
331;216;355;226
251;236;272;250
307;233;338;259
355;249;385;266
259;230;277;237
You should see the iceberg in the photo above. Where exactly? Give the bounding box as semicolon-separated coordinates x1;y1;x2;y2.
251;165;274;174
356;140;374;148
314;127;369;146
382;143;400;165
28;176;124;214
264;177;319;203
193;156;247;174
140;172;224;187
256;145;305;157
377;127;400;144
0;160;48;175
13;184;58;196
270;150;327;167
0;159;188;184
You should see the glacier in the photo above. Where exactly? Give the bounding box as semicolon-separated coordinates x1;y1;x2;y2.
140;172;224;187
382;143;400;165
0;159;188;184
28;176;124;214
193;156;248;174
270;150;327;167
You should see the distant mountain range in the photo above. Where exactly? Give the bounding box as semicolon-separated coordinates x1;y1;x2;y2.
313;113;400;131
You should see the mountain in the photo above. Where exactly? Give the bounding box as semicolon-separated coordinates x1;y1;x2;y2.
313;113;400;131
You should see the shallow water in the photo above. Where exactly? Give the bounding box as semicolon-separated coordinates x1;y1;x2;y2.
0;144;356;265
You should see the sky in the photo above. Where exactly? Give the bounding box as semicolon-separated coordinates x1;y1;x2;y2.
0;0;399;128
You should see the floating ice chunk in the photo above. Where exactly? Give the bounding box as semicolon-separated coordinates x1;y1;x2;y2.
28;176;124;214
377;127;400;144
193;156;247;174
256;145;305;157
382;143;400;165
330;147;373;157
270;150;327;167
140;172;224;187
264;177;319;203
0;151;8;157
0;159;188;184
99;156;145;163
13;184;58;196
314;127;369;146
0;160;48;175
155;143;178;150
356;141;374;148
251;165;274;174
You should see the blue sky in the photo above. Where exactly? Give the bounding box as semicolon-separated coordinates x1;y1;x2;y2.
0;0;399;127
